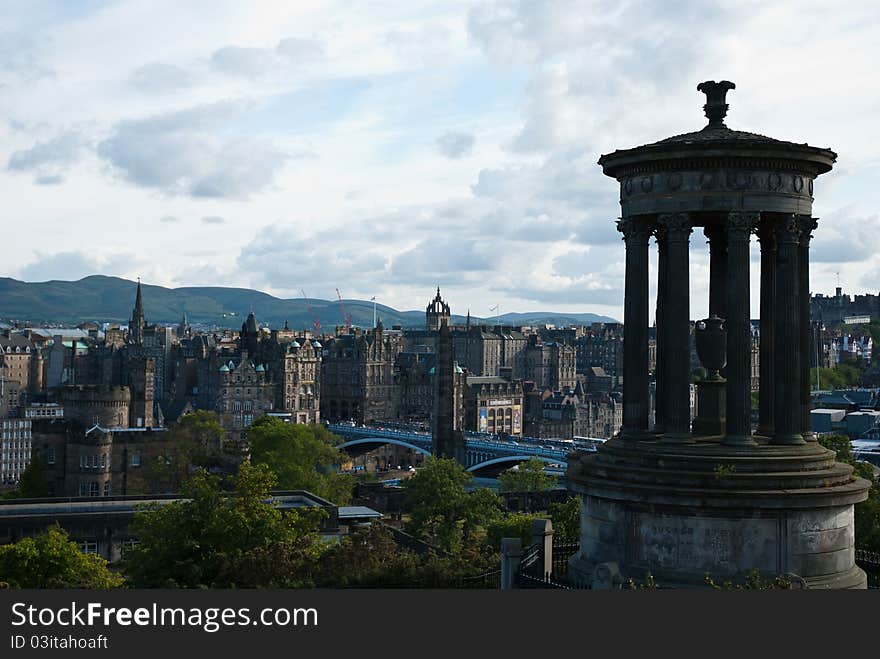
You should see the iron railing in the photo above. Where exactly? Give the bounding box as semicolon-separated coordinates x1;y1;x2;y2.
456;568;502;589
855;548;880;589
516;540;586;589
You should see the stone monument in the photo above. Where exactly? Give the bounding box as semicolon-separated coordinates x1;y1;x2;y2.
567;81;871;588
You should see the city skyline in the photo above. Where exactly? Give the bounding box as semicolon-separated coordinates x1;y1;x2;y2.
2;1;879;323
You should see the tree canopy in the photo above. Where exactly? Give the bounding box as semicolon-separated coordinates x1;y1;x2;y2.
124;463;324;588
497;456;558;493
0;526;123;589
547;496;580;541
247;417;354;504
1;455;49;499
811;363;862;390
403;457;503;554
137;410;234;494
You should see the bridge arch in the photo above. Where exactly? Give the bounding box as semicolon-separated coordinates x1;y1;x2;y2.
336;437;432;457
466;454;566;473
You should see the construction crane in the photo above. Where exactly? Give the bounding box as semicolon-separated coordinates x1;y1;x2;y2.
336;288;353;331
300;289;321;336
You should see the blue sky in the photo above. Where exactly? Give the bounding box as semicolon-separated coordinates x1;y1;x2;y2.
2;0;879;323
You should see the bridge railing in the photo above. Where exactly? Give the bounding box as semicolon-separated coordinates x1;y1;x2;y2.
327;424;431;443
330;424;571;459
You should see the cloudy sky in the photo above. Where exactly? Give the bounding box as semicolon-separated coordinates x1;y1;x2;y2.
2;0;879;323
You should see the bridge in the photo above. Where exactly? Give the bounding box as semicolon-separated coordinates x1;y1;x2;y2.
327;423;584;475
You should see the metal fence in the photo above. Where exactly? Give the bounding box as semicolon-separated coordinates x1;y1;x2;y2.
855;548;880;589
516;539;586;589
456;568;502;589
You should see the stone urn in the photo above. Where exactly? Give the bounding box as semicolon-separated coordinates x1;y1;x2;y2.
695;315;726;380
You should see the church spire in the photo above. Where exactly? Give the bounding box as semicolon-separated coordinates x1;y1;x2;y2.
129;277;145;346
135;277;143;311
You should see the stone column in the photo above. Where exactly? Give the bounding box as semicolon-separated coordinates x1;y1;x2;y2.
799;216;818;442
756;220;776;438
617;216;651;439
704;221;728;320
654;226;667;434
658;213;693;442
723;211;757;446
773;215;805;445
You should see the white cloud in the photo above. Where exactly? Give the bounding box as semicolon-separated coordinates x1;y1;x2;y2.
7;131;86;183
96;101;291;198
436;131;475;158
0;0;878;322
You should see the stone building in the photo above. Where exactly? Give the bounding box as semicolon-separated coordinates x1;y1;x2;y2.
214;351;276;433
268;337;321;424
59;385;131;428
524;337;577;391
452;326;502;376
0;332;38;402
575;324;624;385
0;417;32;485
522;385;578;439
392;351;434;425
425;287;451;331
321;324;400;424
575;392;623;440
30;417;172;497
465;368;523;436
811;287;880;324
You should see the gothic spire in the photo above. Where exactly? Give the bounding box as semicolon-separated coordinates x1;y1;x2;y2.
129;277;145;346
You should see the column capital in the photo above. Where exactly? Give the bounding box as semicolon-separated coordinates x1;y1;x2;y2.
657;213;692;241
798;216;818;245
703;221;727;243
755;218;777;246
617;216;651;243
775;214;802;244
728;210;759;238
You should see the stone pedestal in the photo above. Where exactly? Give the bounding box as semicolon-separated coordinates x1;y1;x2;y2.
692;379;726;437
567;439;870;588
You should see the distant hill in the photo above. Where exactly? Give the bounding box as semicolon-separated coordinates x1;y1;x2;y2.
0;276;617;329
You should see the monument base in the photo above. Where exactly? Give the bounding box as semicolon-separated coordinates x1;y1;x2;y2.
567;437;871;589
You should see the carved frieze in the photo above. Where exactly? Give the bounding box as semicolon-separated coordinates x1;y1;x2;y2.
619;169;816;202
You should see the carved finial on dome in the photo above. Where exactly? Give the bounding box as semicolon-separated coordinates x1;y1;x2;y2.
697;80;735;129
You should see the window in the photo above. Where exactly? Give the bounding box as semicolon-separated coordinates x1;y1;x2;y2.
120;539;140;559
100;453;106;468
130;451;141;467
89;481;99;497
47;448;56;465
79;481;88;496
90;454;98;468
103;481;110;496
79;541;98;555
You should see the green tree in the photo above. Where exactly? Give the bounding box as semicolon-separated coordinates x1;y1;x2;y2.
811;363;862;390
486;513;539;549
548;496;580;541
497;457;558;493
124;463;324;588
315;524;490;588
138;410;234;494
2;455;49;499
404;457;503;553
0;526;123;589
819;434;880;553
247;417;354;504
